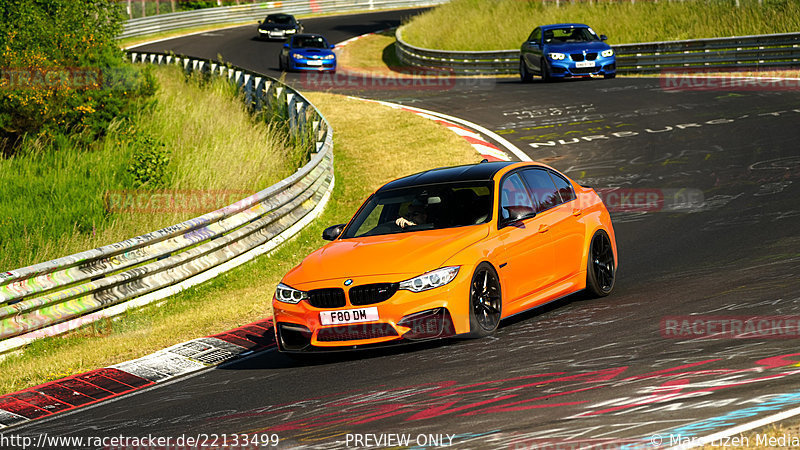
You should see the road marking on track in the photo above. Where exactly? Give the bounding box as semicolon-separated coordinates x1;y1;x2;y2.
350;97;530;162
668;403;800;449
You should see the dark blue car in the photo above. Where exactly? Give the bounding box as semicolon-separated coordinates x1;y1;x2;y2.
257;13;303;41
279;34;336;72
520;23;616;82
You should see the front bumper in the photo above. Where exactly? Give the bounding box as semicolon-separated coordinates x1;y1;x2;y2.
288;57;336;72
548;56;616;78
258;29;297;40
273;272;472;352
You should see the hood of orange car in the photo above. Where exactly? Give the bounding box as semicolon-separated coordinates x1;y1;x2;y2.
284;225;490;286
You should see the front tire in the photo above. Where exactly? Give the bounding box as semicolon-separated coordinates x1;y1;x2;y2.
585;230;616;297
604;73;616;79
467;263;502;337
519;58;533;83
540;58;552;82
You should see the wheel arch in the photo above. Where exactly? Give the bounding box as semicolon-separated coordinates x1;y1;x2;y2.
578;211;618;281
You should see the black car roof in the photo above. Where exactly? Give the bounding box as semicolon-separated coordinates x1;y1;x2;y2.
377;162;517;192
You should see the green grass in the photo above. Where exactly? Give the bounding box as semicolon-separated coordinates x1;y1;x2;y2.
401;0;800;51
0;92;481;395
338;30;404;72
0;65;297;271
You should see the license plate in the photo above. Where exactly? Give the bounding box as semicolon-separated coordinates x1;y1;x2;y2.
269;31;283;36
320;307;379;325
576;61;596;68
306;60;323;66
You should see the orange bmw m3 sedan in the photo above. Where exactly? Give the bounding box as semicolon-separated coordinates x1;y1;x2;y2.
273;161;617;352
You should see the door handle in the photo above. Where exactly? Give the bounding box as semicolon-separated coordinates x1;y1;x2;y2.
538;224;549;233
573;209;582;217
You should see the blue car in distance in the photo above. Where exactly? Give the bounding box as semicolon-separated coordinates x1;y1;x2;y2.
279;34;336;72
520;23;616;82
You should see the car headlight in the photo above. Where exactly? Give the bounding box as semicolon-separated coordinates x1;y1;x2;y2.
601;49;614;57
322;54;335;60
548;53;566;60
259;29;267;33
286;29;296;33
291;53;303;60
399;266;460;293
275;283;308;304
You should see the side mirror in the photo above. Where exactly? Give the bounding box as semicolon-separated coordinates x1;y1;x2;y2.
258;20;262;25
322;224;346;241
283;43;290;49
600;35;608;41
330;44;335;49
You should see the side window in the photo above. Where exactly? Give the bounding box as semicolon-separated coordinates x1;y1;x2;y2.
500;173;535;220
549;171;576;203
528;28;541;44
520;169;560;212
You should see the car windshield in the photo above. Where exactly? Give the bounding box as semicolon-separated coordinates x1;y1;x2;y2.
341;182;494;238
266;15;293;25
544;27;598;43
292;36;328;49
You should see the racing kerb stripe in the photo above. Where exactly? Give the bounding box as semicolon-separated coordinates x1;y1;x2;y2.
350;97;517;162
0;318;276;429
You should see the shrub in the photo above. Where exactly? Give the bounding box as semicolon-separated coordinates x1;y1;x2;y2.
0;0;156;154
127;134;171;187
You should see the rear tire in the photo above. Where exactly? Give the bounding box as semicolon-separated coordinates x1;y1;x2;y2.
520;58;533;83
467;263;502;337
585;230;616;297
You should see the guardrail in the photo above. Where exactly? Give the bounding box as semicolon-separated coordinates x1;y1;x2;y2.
0;52;334;353
121;0;448;40
395;27;800;75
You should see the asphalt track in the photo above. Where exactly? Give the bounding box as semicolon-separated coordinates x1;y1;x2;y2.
13;9;800;449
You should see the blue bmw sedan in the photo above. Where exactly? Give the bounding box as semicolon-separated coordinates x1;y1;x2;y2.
520;23;616;82
279;34;337;72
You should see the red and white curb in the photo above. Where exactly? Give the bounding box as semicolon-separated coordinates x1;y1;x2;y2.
335;28;388;49
351;98;531;162
0;318;275;429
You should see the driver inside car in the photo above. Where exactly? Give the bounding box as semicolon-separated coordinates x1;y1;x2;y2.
396;201;428;229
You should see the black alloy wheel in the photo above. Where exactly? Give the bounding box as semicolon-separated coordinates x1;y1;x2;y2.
468;263;502;337
586;230;616;297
